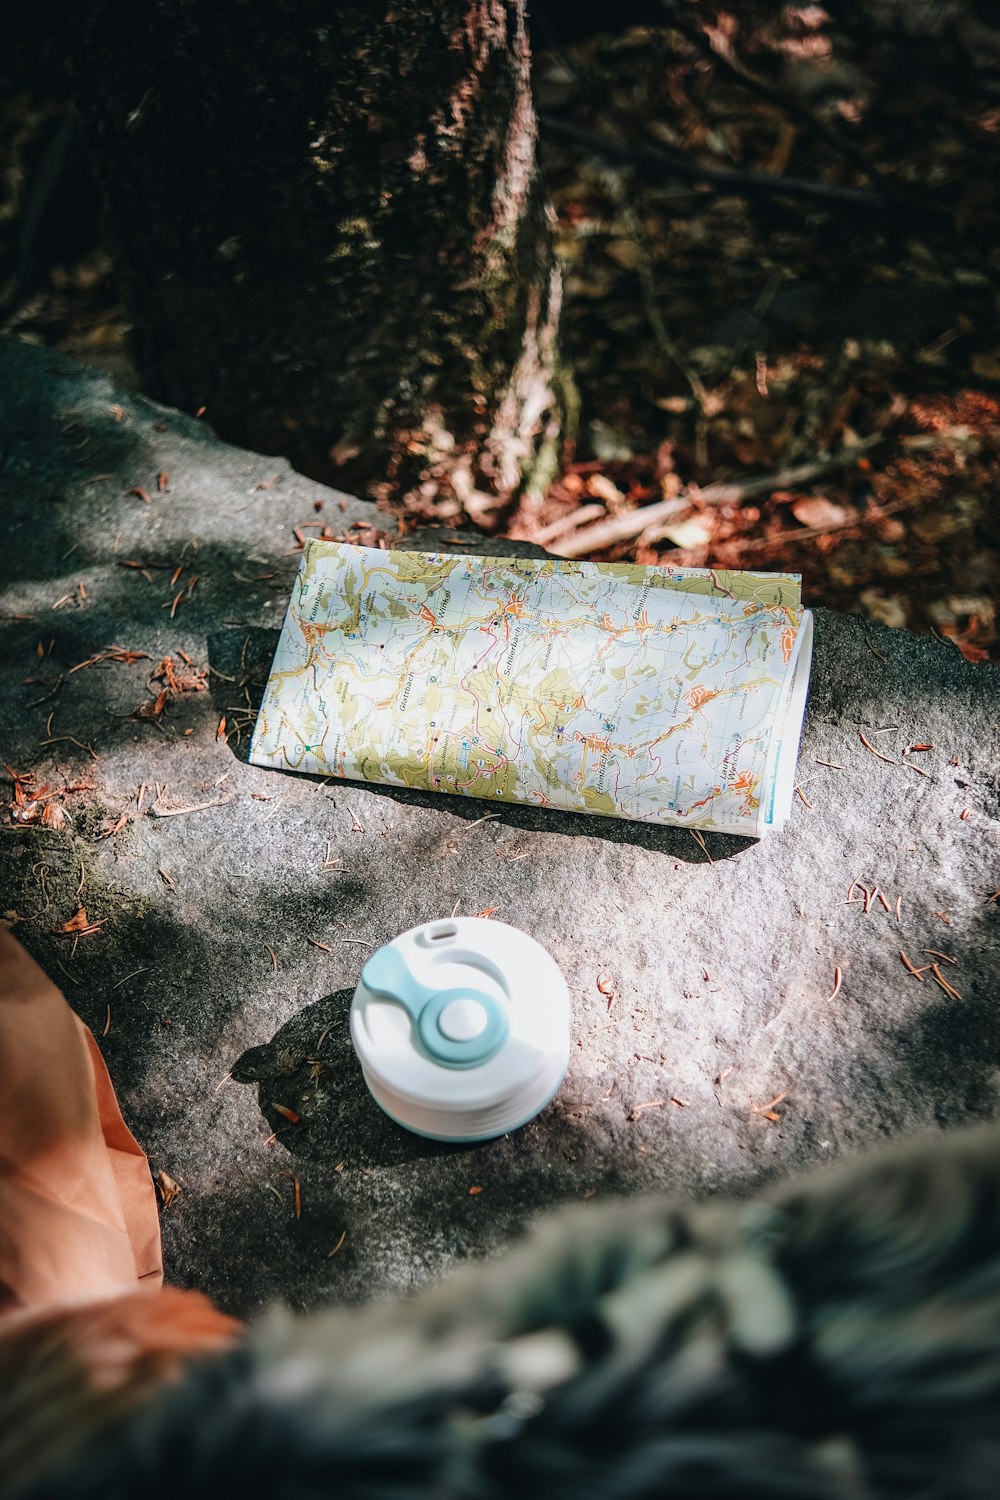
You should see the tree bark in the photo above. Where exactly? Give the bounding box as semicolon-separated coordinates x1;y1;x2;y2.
61;1;566;517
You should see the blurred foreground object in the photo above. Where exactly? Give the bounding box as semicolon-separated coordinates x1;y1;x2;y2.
5;932;999;1500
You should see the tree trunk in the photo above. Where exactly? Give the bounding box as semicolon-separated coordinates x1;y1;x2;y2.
61;1;566;518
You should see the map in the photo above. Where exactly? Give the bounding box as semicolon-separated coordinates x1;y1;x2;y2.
249;542;814;836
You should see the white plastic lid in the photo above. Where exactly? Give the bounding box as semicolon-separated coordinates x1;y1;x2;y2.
350;918;571;1142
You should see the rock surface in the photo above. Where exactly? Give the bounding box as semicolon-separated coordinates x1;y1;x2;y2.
1;339;998;1318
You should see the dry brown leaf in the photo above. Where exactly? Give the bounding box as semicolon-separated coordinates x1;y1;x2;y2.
153;656;207;694
97;809;130;839
57;906;91;934
55;905;106;938
658;517;714;549
137;688;172;720
790;496;850;529
155;1170;182;1207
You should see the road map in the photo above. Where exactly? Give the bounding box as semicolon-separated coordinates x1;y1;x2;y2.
249;542;814;836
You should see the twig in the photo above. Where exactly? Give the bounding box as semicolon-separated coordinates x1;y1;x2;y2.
728;494;930;558
856;730;932;780
899;950;928;982
112;967;147;990
532;504;606;547
39;733;98;760
629;1100;665;1120
150;794;231;817
930;964;962;1001
539;114;892;213
858;731;899;767
26;675;65;708
656;0;885;186
690;828;713;863
552;439;882;557
620;195;711;413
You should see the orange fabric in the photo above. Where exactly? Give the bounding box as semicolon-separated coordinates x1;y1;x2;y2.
0;928;163;1308
0;930;242;1494
0;930;242;1492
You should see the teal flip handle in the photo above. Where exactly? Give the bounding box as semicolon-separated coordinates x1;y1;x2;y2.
361;945;508;1068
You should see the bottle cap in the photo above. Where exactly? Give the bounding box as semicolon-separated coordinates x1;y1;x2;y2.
350;918;570;1141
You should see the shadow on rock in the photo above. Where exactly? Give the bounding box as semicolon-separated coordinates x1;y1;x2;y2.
231;990;468;1168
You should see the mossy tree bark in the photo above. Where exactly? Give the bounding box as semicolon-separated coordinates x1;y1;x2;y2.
61;1;566;519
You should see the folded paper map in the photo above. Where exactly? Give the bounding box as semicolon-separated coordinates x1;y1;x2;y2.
250;542;814;837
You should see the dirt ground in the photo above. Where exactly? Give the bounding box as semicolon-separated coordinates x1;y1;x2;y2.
2;6;998;659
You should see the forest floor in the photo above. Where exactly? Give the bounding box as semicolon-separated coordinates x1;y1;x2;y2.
2;7;998;660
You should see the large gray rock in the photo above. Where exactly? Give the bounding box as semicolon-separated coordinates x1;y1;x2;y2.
1;339;997;1318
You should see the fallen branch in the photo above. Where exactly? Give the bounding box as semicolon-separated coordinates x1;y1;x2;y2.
657;0;887;192
551;438;883;558
532;504;606;547
540;115;895;215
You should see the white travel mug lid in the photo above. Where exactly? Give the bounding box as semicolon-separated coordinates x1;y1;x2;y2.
350;918;570;1142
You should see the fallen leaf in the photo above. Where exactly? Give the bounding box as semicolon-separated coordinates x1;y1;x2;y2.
955;639;990;663
588;472;626;508
790;496;850;529
96;809;131;839
155;1170;182;1207
153;656;207;693
137;688;171;720
659;517;714;549
55;905;106;937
